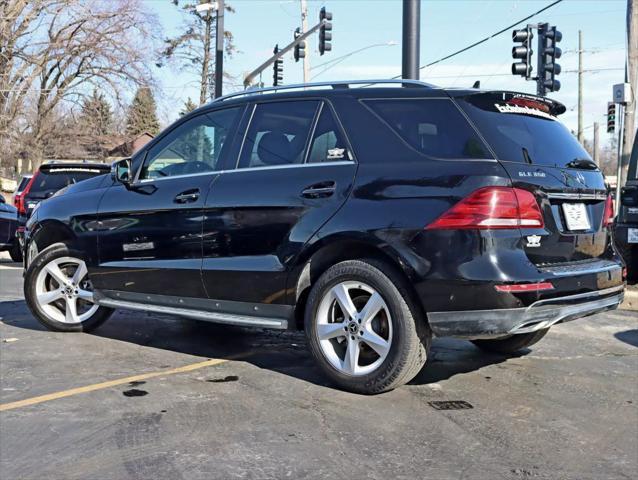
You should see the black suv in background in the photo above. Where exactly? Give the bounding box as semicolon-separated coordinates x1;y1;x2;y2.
615;134;638;282
23;80;625;394
18;162;111;219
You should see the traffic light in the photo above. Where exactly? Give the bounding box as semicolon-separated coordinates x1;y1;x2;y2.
538;23;562;96
293;27;306;63
607;102;616;133
273;44;283;86
319;7;332;56
511;25;533;78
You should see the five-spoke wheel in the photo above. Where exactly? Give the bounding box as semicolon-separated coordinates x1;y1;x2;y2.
316;281;393;376
305;259;430;394
24;243;113;332
34;256;97;324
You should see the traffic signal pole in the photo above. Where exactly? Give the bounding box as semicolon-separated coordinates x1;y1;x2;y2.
214;0;225;98
243;19;326;88
402;0;420;80
300;0;310;83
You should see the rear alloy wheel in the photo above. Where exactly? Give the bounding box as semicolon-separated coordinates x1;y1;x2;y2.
24;243;113;332
316;281;393;376
305;259;430;394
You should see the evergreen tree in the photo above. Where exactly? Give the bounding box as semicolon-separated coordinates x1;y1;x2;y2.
79;89;113;135
180;97;197;117
126;87;160;136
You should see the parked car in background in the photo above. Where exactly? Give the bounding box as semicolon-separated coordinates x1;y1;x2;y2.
12;174;32;215
0;194;21;261
22;80;625;394
614;134;638;282
18;162;111;220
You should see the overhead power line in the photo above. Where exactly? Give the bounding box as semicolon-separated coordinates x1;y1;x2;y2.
392;0;565;79
422;67;623;80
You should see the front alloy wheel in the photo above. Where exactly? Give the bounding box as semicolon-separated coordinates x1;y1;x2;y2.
34;256;98;324
24;243;113;332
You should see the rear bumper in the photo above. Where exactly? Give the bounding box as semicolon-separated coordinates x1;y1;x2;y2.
428;285;624;339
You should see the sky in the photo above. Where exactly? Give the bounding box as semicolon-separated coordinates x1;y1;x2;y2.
144;0;629;146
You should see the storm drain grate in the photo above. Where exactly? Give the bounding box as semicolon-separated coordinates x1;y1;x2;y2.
428;400;473;410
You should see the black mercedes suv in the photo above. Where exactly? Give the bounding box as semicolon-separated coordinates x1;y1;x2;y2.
23;80;625;394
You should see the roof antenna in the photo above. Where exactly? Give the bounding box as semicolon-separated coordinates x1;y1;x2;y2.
472;80;480;89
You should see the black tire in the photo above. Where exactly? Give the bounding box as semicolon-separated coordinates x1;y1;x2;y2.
8;242;22;262
305;259;430;394
471;328;549;354
24;243;113;332
616;240;636;282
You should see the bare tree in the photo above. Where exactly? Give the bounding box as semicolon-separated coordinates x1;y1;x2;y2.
160;1;236;105
0;0;161;172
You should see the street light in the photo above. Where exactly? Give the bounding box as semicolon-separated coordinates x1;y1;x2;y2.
195;1;224;98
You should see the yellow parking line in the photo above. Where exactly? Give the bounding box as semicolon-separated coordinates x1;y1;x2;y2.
0;357;230;412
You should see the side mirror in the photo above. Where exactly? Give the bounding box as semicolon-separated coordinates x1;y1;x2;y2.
111;158;132;185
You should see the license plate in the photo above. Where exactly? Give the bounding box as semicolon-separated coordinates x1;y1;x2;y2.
562;203;591;231
629;228;638;244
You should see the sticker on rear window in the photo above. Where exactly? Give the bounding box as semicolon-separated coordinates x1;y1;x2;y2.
494;103;555;120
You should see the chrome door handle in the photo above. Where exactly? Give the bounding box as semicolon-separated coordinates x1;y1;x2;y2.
301;181;336;199
174;189;200;203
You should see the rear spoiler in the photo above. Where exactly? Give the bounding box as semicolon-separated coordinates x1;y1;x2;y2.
450;90;566;117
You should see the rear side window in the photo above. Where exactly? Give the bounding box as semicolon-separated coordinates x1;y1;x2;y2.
17;177;31;191
458;93;591;167
238;101;319;169
307;105;349;163
362;98;492;159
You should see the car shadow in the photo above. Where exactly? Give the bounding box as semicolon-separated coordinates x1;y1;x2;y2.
1;300;521;390
614;329;638;348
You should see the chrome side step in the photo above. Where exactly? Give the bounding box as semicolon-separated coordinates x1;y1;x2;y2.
97;297;288;330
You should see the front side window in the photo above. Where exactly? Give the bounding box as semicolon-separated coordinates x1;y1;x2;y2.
238;101;320;169
140;107;239;179
307;105;350;163
363;98;492;160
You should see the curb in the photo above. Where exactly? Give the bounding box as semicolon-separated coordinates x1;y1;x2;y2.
620;286;638;312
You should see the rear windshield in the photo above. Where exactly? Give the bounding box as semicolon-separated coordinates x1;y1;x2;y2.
31;169;104;194
362;98;492;159
457;93;591;168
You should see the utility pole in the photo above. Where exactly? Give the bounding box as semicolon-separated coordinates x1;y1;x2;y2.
200;8;212;105
402;0;420;80
593;122;600;165
300;0;310;83
577;30;584;144
621;0;637;181
214;0;225;98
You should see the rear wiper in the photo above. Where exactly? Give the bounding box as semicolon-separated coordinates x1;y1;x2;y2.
566;158;598;170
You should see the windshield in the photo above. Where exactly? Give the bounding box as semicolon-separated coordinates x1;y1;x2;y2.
457;93;591;168
30;170;102;195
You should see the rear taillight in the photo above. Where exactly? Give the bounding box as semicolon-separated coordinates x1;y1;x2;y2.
603;195;614;227
426;186;544;230
17;173;37;215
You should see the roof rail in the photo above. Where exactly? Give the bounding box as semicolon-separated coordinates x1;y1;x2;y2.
212;79;435;104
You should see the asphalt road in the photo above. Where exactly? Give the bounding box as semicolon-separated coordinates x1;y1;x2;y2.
1;254;637;480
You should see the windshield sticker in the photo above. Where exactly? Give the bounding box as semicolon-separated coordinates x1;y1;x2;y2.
495;103;555;120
